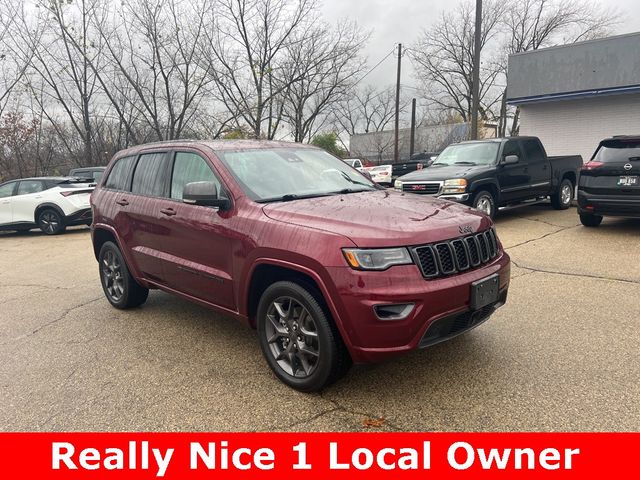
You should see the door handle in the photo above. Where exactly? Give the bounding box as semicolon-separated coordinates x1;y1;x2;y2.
116;199;129;206
160;207;177;216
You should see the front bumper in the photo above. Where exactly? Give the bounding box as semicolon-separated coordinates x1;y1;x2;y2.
439;193;470;202
325;252;510;363
577;191;640;217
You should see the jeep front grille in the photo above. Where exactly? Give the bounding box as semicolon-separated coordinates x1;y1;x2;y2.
413;228;499;279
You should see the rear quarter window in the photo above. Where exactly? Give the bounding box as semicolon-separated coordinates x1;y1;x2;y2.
105;156;136;191
131;153;169;197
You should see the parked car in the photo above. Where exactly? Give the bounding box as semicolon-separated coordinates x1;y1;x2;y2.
365;164;393;187
578;135;640;226
391;153;440;180
91;140;510;391
0;177;94;234
69;166;106;182
394;137;582;218
343;158;364;170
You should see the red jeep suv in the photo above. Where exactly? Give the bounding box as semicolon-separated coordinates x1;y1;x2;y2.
91;140;510;391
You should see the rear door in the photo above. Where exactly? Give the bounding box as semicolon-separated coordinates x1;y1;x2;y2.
581;138;640;197
497;139;530;202
0;181;18;225
13;180;46;223
521;138;552;197
125;152;171;283
157;150;236;310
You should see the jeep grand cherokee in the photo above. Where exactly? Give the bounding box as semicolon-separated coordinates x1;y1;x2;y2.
91;140;510;391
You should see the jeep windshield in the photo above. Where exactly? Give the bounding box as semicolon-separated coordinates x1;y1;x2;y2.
217;148;378;202
432;143;499;166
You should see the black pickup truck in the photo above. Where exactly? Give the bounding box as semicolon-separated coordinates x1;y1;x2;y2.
394;136;582;218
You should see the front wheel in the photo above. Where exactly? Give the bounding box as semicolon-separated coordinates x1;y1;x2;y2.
472;190;496;219
98;241;149;309
552;179;574;210
580;213;603;227
257;281;351;392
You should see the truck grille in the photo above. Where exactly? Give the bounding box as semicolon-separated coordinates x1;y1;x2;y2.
402;182;441;195
413;228;499;279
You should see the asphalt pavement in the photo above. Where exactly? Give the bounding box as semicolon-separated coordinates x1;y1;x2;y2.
1;204;638;431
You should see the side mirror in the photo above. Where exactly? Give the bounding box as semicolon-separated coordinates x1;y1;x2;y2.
502;154;519;165
183;181;230;209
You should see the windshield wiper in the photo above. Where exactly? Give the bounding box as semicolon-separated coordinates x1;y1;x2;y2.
333;188;373;194
453;161;477;165
257;192;334;203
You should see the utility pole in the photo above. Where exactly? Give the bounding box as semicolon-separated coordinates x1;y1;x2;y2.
394;43;402;163
471;0;482;140
409;98;416;157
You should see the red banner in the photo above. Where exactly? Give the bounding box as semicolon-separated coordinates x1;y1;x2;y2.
0;433;637;479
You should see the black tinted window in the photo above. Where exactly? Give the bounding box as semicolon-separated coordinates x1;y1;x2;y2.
131;153;168;197
170;152;222;200
521;139;545;163
105;156;136;190
502;140;523;159
0;182;16;198
593;140;640;162
17;180;45;195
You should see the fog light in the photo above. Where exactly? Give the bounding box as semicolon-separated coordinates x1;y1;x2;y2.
373;303;415;320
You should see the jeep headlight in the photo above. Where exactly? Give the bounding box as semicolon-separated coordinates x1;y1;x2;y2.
394;179;403;190
343;248;413;270
442;178;467;194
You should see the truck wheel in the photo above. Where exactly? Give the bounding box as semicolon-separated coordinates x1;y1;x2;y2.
472;190;496;218
257;281;351;392
580;213;603;227
98;241;149;309
37;208;66;235
552;179;573;210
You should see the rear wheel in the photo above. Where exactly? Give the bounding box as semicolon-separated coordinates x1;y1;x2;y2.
98;241;149;309
580;213;603;227
552;178;574;210
257;281;351;392
37;208;66;235
472;190;496;218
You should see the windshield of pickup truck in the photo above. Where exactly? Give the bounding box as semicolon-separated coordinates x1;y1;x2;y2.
217;148;378;202
432;143;499;166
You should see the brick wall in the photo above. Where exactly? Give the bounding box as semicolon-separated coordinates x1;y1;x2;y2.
519;93;640;162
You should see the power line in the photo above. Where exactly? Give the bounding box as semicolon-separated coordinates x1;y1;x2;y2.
351;47;396;88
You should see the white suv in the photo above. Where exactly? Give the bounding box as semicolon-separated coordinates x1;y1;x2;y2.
0;177;94;234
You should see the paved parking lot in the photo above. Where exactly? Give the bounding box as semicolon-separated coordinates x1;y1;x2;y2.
1;204;638;431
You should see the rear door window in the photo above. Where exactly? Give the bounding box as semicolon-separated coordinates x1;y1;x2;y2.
17;180;45;195
131;153;169;197
521;139;545;164
593;139;640;162
105;156;136;191
170;152;223;201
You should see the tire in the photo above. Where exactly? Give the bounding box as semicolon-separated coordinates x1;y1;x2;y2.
257;281;351;392
98;241;149;309
472;190;496;218
580;213;603;227
552;178;574;210
37;208;66;235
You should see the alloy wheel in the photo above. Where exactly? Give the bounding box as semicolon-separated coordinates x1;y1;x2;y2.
40;212;59;234
475;196;493;216
264;296;320;378
561;184;572;205
101;250;124;302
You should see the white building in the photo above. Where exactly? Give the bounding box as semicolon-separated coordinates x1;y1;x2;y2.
507;32;640;162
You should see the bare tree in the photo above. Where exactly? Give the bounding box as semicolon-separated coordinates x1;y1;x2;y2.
334;85;407;137
283;20;368;142
498;0;621;135
409;0;505;124
202;0;318;139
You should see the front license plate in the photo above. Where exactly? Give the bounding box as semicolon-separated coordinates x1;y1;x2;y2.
470;274;500;310
618;176;638;186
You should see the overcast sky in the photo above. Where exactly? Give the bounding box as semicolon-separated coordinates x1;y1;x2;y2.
320;0;640;90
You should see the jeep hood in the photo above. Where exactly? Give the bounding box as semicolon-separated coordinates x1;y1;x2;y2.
261;190;491;247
